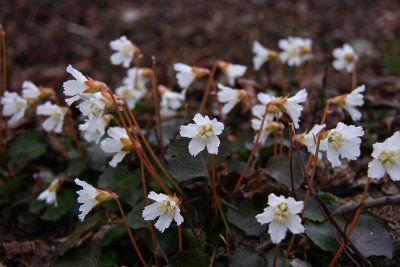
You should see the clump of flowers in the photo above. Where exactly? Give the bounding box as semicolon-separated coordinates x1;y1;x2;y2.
279;37;312;66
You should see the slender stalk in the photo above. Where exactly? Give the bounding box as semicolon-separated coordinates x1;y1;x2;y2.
122;101;186;198
285;235;296;259
288;124;297;200
328;178;371;267
273;244;280;267
140;160;161;267
66;113;85;157
302;137;322;209
199;63;217;113
320;100;331;124
178;225;183;252
279;128;283;154
212;80;224;121
307;59;313;88
114;195;148;267
211;154;218;215
150;59;165;156
234;103;271;192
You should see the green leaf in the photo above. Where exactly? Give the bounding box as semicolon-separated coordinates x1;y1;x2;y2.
98;165;139;206
9;131;48;171
41;190;76;221
127;202;147;230
100;250;117;267
304;220;339;252
67;160;87;177
166;129;231;182
101;226;126;248
350;215;393;258
54;245;100;267
53;214;103;257
303;197;325;222
226;199;267;236
231;246;265;267
169;250;209;267
265;248;290;267
264;154;303;190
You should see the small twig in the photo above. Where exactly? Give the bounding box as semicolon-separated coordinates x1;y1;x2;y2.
273;244;280;267
199;63;217;113
178;225;183;252
333;194;400;215
211;154;218;215
288;123;297;200
150;58;165;156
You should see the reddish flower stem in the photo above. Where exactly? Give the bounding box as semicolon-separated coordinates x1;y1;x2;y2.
211;154;218;215
199;63;217;113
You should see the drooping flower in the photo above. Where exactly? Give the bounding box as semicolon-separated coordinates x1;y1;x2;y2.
295;124;326;157
22;81;40;100
75;178;113;221
255;193;304;244
279;37;312;66
368;132;400;181
251;113;282;145
320;122;364;167
252;41;278;71
1;91;28;125
218;61;247;86
63;65;103;106
174;63;209;91
36;102;67;134
159;85;185;111
117;68;151;109
37;178;61;207
180;113;224;156
331;85;365;121
109;36;139;68
100;127;134;167
217;84;247;114
332;44;358;73
142;191;184;233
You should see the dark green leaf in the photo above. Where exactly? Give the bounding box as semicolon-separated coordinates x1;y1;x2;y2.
100;250;117;267
54;245;100;267
41;190;76;221
101;226;126;248
226;199;267;236
98;165;139;206
231;246;265;267
169;250;209;267
67;160;87;177
166;129;231;182
127;202;147;230
9;131;48;170
264;154;303;190
304;220;339;252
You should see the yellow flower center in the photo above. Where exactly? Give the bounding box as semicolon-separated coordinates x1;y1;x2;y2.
328;131;345;149
122;44;133;57
344;53;355;63
159;200;175;216
274;203;289;223
15;101;24;111
288;47;298;57
299;45;311;55
51;111;61;121
196;124;214;140
120;137;134;151
95;190;113;202
378;150;397;167
237;90;247;101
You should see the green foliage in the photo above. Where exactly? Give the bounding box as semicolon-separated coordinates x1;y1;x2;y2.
264;153;303;189
169;250;210;267
231;246;266;267
9;131;48;171
166;129;231;181
54;245;100;267
127;202;147;230
40;189;77;221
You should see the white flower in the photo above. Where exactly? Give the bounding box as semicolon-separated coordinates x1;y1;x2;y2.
1;91;28;125
320;122;364;167
78;92;106;120
217;84;247;114
332;85;365;121
368;132;400;181
255;193;304;244
75;178;112;221
79;115;110;144
123;67;150;88
22;81;40;100
332;44;358;73
174;63;209;91
180;113;224;156
279;37;312;66
63;65;93;106
37;178;61;207
298;124;326;157
281;89;308;129
252;41;278;71
159;85;185;111
219;62;247;86
100;127;133;167
36;102;66;134
142;191;184;233
251;113;280;145
109;36;137;68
